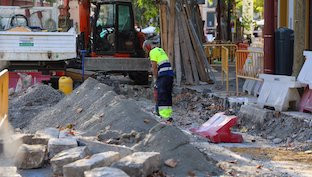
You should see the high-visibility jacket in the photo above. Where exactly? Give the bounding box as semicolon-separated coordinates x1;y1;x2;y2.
149;47;174;77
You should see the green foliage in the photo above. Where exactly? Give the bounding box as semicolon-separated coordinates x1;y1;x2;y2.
253;0;264;14
132;0;158;28
235;0;264;15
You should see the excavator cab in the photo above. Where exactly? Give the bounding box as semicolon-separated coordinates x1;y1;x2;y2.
92;1;139;56
79;0;149;85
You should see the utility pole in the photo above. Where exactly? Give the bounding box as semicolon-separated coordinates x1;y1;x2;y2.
263;0;275;74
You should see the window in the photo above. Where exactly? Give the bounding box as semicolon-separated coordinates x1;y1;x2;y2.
118;5;131;31
97;4;115;27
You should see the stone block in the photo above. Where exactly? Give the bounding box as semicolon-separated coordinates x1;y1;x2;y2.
77;138;133;157
48;138;77;159
84;167;130;177
0;167;21;177
112;152;161;177
14;144;47;169
63;151;121;177
50;146;90;176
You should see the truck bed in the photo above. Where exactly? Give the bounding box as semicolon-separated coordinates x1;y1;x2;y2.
0;28;76;61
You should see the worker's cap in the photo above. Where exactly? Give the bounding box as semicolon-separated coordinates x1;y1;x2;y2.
142;40;158;51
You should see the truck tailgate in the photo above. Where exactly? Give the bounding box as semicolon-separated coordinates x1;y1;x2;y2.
0;29;76;61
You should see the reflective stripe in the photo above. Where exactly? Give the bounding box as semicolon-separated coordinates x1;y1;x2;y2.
158;60;170;66
158;67;172;74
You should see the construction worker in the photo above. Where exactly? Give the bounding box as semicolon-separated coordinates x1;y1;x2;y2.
143;41;174;123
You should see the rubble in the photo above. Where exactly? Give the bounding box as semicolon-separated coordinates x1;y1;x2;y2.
112;152;161;177
84;167;130;177
50;146;90;176
239;104;312;143
133;124;222;176
48;138;78;158
9;84;63;129
63;151;121;177
25;78;158;137
77;137;133;158
14;144;47;169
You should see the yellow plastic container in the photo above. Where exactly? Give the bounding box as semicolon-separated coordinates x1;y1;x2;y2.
59;76;73;95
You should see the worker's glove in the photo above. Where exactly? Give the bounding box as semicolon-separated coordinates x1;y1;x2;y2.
152;78;157;89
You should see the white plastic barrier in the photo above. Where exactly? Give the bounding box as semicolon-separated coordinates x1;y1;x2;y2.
298;51;312;88
257;74;303;111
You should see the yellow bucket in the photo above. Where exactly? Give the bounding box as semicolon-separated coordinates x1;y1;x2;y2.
59;76;73;95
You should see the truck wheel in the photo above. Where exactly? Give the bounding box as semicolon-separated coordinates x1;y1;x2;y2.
129;72;149;85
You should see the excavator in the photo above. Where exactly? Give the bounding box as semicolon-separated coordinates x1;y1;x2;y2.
69;0;149;84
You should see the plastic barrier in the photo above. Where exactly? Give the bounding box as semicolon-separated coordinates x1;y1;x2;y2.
235;50;264;95
257;74;303;111
190;112;243;143
203;43;237;65
0;69;8;127
299;88;312;113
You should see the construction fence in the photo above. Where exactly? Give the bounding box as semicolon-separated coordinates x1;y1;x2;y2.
204;43;237;65
0;69;8;126
235;50;264;95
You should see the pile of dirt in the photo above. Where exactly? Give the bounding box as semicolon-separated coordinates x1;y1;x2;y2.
133;123;222;176
24;78;159;136
18;78;223;176
172;89;231;129
239;105;312;144
9;84;64;129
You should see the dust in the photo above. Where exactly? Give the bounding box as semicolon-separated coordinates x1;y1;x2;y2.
0;115;21;166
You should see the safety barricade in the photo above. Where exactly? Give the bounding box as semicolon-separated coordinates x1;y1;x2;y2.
0;69;8;129
203;43;237;65
235;50;264;95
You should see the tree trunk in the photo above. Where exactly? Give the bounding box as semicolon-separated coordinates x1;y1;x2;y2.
292;0;306;76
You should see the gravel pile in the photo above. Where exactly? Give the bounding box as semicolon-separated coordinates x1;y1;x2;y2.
24;78;158;135
9;84;64;129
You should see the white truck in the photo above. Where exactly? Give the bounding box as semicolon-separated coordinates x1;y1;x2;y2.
0;5;77;89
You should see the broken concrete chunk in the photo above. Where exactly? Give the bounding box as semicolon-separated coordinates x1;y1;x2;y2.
14;144;47;169
97;130;122;141
0;167;22;177
273;138;283;144
50;146;90;176
77;138;133;157
31;136;50;145
35;127;60;139
164;159;178;168
48;138;78;159
63;151;121;177
84;167;130;177
112;152;161;177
